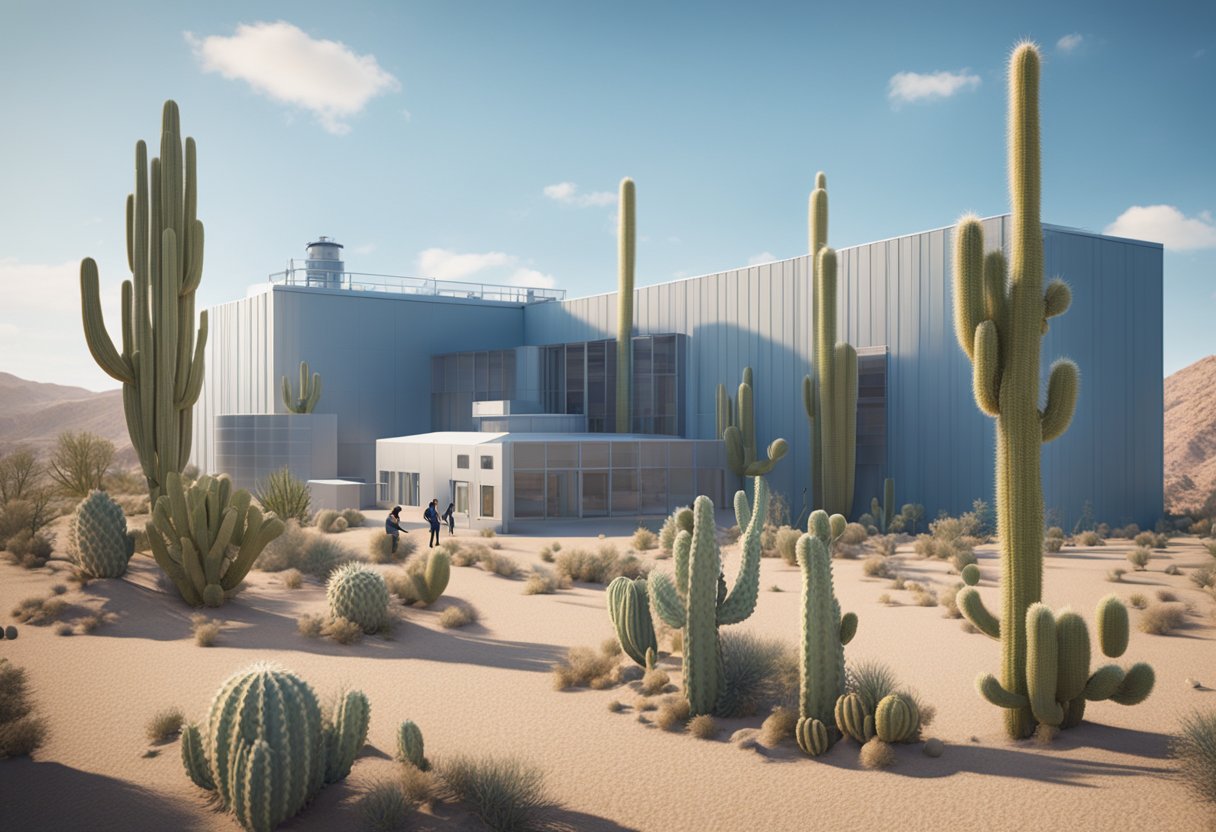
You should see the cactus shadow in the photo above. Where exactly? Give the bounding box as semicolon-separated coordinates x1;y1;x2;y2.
0;759;207;831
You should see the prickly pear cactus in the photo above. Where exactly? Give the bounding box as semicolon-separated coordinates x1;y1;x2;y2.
69;490;135;578
326;563;390;633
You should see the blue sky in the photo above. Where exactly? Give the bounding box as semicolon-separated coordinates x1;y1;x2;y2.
1;0;1212;390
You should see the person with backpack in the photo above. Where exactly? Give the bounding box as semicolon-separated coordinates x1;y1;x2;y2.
424;499;441;548
384;506;406;554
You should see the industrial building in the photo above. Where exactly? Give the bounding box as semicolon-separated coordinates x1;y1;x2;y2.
190;218;1163;531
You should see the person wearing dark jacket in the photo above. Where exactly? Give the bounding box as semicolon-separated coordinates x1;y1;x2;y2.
385;506;406;554
442;502;455;535
424;499;441;547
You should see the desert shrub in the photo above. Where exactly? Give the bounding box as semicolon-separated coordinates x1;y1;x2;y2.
847;659;899;711
47;431;114;497
1204;541;1216;558
1044;526;1065;553
1106;568;1126;583
654;696;692;731
760;525;778;558
775;526;801;565
357;779;411;832
332;517;349;533
759;706;798;746
1172;709;1216;805
551;644;620;690
53;621;73;636
1124;547;1151;571
1110;523;1140;540
863;556;895;579
129;525;150;553
368;531;417;564
1156;589;1178;603
1164;563;1182;576
632;527;657;551
145;707;184;743
401;764;440;807
939;582;966;618
253;466;310;523
480;551;520;578
522;567;568;595
297;613;325;638
4;529;53;568
912;590;938;607
839;523;868;545
913;535;937;559
1188;517;1212;537
438;603;479;630
538;546;554;563
718;631;798;717
323;616;365;644
282;569;303;589
11;595;65;626
438;754;556;832
1078;530;1104;547
554;545;646;584
479;528;496;539
873;535;898;557
190;613;221;647
860;738;895;769
0;658;47;758
73;613;108;635
1139;602;1188;635
549;541;562;552
951;548;978;574
688;714;718;740
1127;593;1148;610
877;593;896;606
891;575;906;590
857;513;877;534
1190;564;1216;590
341;509;366;527
640;668;670;696
314;509;341;533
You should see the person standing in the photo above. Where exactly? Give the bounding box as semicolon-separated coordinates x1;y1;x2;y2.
385;506;406;554
424;499;441;548
442;502;455;536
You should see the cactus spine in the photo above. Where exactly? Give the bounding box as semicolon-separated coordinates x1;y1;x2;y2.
951;44;1150;739
68;490;135;578
802;173;857;517
80;101;207;506
871;478;894;534
282;360;322;413
326;562;391;633
606;576;658;667
180;663;368;832
615;177;635;433
649;477;768;716
795;509;856;756
146;471;284;607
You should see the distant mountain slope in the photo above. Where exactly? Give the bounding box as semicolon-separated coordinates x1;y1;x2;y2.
0;372;134;466
1164;355;1216;515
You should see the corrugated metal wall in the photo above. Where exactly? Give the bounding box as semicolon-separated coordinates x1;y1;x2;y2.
524;217;1164;527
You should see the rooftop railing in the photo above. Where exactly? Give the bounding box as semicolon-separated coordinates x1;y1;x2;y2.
267;261;565;304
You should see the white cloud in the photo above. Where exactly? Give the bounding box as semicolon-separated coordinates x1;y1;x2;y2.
748;252;777;266
1057;33;1083;52
186;21;400;135
351;243;377;256
415;248;557;289
1104;205;1216;251
543;181;617;207
0;258;126;390
888;69;981;105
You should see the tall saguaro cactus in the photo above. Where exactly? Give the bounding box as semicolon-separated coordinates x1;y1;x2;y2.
802;174;857;517
80;101;207;506
649;477;768;715
722;366;788;478
282;361;322;413
951;43;1102;739
615;177;635;433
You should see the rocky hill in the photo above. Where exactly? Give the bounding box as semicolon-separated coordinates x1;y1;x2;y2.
1164;355;1216;516
0;372;134;466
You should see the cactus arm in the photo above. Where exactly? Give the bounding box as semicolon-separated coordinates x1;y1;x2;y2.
1094;594;1129;658
648;571;686;629
1054;610;1091;703
953;217;987;361
972;321;1001;416
737;379;755;468
1040;359;1079;442
281;375;294;412
984;250;1008;332
839;611;857;645
957;587;1001;640
802;374;814;420
683;496;723;715
744;437;788;477
80;261;135;383
180;538;208;598
181;723;215;791
724;425;745;477
977;673;1029;710
325;690;370;784
1044;278;1071;319
1082;664;1126;700
733;487;751;531
1025;603;1064;726
1109;663;1154;705
203;507;238;584
718;477;767;625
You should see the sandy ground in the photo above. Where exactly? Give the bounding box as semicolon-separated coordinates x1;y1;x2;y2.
1;511;1214;832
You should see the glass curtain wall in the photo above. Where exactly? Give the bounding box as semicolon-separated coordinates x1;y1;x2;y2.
431;349;517;431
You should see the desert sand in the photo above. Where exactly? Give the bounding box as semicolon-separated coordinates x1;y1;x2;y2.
1;511;1213;832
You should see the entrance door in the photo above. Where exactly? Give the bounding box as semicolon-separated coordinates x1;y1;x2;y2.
546;471;577;517
454;482;469;518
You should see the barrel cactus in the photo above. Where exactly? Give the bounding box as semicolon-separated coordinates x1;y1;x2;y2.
874;694;920;743
180;663;369;832
606;576;657;667
395;720;429;770
327;562;390;633
68;490;135;578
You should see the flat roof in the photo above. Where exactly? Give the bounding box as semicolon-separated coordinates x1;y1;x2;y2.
377;431;716;445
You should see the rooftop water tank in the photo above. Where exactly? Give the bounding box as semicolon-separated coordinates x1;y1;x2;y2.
304;236;344;289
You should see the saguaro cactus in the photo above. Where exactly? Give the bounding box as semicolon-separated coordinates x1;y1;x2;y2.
649;477;768;715
802;173;857;517
795;509;857;756
282;360;322;413
721;366;789;479
950;43;1124;739
181;663;369;832
615;177;635;433
871;478;895;534
80;101;207;505
146;471;284;607
715;383;735;439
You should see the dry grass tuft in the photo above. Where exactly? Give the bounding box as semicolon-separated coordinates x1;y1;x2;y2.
437;754;556;832
11;595;66;626
1127;593;1148;610
607;700;625;713
479;549;520;577
640;668;670;696
400;764;440;808
297;613;325;638
1126;547;1151;570
52;621;73;636
1034;723;1058;746
654;696;692;731
551;646;620;690
145;707;184;743
323;616;365;644
522;567;569;595
632;527;657;551
438;603;479;630
357;778;412;832
555;545;647;584
368;531;418;564
759;706;798;746
1172;709;1216;805
859;738;895;769
601;638;622;658
863;556;895;579
688;714;718;740
282;568;303;589
0;659;47;758
912;590;938;607
190;613;221;647
73;613;106;635
1157;589;1179;603
1139;602;1188;635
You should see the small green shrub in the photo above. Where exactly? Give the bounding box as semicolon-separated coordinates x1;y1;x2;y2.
253;466;310;522
437;754;556;832
717;631;798;717
145;707;184;743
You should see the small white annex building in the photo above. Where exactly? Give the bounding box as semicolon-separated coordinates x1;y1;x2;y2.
375;432;727;533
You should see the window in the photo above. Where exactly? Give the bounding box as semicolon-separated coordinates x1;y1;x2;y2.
514;443;545;470
456;454;469;469
514;472;545;518
455;482;469;514
401;473;421;506
480;455;494;470
581;471;608;517
480;485;495;518
377;470;390;502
